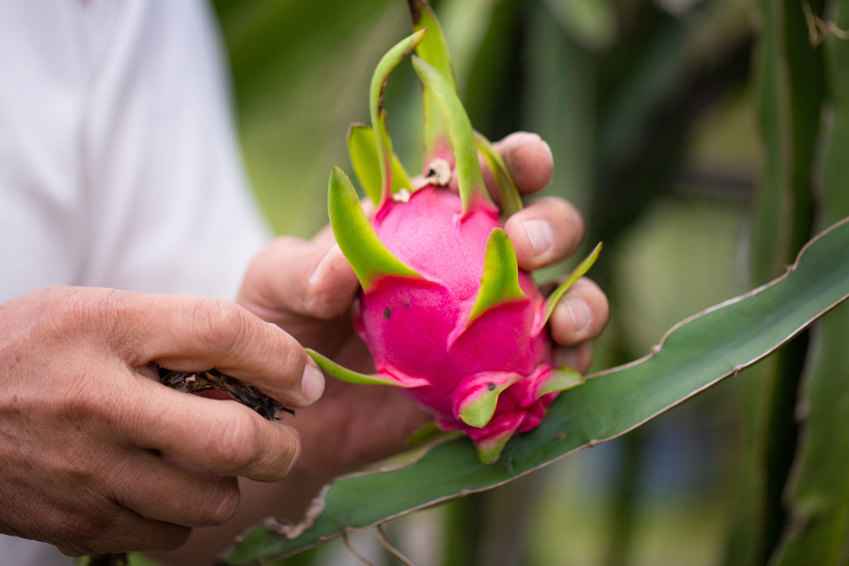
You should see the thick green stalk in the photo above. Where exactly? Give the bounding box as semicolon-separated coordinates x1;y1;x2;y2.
746;1;824;563
773;0;849;563
524;1;596;213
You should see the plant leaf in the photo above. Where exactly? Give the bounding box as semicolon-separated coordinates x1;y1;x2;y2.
542;242;602;327
306;349;429;389
408;0;455;88
475;428;516;465
458;385;508;429
327;166;420;291
370;29;427;208
347;124;382;205
475;132;523;218
220;217;849;565
773;2;849;562
537;366;585;398
408;0;456;166
467;229;525;326
348;124;413;205
741;2;826;561
542;0;616;51
411;56;489;215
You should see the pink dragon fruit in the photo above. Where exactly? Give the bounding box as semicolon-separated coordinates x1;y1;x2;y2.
308;0;600;463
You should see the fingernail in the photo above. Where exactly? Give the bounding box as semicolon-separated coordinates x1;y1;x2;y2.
564;298;592;334
309;245;342;287
523;218;554;258
300;358;325;403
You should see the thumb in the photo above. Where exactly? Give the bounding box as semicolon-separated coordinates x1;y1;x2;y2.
238;232;359;324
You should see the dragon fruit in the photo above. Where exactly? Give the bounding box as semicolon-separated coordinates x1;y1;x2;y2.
307;0;600;463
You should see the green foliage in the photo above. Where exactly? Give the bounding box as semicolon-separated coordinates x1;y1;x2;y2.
221;219;849;564
210;0;849;564
326;166;420;291
773;1;849;563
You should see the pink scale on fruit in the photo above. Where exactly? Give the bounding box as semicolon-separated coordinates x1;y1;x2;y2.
353;185;560;455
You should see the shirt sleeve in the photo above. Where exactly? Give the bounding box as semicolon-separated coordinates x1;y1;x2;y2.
0;0;270;302
0;3;271;561
78;0;270;298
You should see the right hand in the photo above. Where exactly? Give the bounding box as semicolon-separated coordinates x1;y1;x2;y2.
0;286;324;556
237;133;609;478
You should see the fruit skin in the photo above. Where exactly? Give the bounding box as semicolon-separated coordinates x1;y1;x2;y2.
354;183;560;459
307;2;598;463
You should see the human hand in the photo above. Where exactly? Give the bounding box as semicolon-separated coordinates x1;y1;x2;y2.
0;286;324;556
238;132;608;478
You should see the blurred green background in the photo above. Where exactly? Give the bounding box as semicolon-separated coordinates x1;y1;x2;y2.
203;0;848;564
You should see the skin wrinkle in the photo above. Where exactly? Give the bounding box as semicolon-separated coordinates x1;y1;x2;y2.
201;410;256;475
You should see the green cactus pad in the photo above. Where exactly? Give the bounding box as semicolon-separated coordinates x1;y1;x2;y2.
348;124;412;206
542;241;603;326
467;228;526;326
411;56;489;215
370;29;426;207
537;366;585;398
327;166;421;291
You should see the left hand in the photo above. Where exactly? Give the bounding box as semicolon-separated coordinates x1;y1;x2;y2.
237;131;609;478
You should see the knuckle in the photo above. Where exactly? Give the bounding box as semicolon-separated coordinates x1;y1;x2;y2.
195;478;240;525
70;288;124;332
280;428;302;476
207;411;262;472
59;370;108;422
300;287;345;321
190;298;248;354
50;508;110;551
46;287;139;355
301;254;355;320
45;287;100;337
266;424;301;479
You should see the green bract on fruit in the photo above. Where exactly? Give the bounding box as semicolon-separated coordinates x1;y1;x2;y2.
308;0;600;463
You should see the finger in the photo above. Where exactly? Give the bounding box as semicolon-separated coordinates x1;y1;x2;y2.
549;278;609;346
68;519;190;556
239;235;359;323
120;378;302;482
554;342;594;374
492;132;554;195
503;197;585;270
53;507;191;556
94;291;324;407
108;450;240;528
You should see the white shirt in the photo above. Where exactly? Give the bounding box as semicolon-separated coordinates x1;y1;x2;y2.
0;1;269;562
